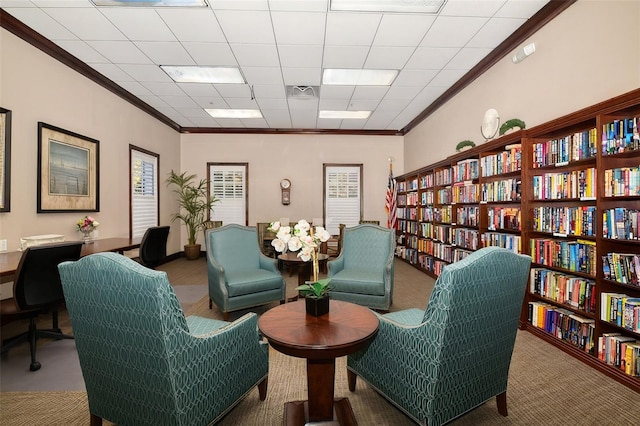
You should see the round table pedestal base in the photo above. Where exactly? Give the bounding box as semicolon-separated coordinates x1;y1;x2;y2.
283;398;357;426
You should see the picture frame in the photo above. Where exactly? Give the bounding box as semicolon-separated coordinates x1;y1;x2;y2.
37;122;100;213
0;108;11;213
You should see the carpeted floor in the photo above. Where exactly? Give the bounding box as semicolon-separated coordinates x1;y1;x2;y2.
1;258;639;425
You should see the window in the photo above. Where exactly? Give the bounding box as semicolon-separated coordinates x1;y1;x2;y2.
208;163;248;225
130;146;159;238
324;164;363;235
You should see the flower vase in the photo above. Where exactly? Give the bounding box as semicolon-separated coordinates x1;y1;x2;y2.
81;229;94;244
305;295;329;317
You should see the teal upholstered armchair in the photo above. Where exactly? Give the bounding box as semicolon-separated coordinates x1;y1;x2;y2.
58;252;269;426
347;247;532;426
206;224;286;320
327;223;395;310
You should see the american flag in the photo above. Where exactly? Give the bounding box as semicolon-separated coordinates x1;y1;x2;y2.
385;163;397;230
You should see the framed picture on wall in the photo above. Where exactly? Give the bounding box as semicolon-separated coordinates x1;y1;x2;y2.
0;108;11;213
37;122;100;213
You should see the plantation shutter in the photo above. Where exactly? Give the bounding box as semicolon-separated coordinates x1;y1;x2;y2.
209;164;247;225
131;149;158;238
325;165;361;235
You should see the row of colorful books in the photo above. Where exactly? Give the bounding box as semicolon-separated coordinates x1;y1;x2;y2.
601;116;640;155
529;238;597;277
481;232;521;253
420;190;434;205
437;188;452;204
602;208;639;240
417;253;447;276
453;228;480;250
456;206;479;227
532;128;597;168
600;292;640;332
532;168;597;200
452;182;480;203
602;252;639;286
530;267;597;313
480;144;521;177
480;178;522;202
531;205;596;236
528;302;595;354
452;158;480;182
598;333;640;377
419;174;434;189
603;166;640;197
487;206;521;231
434;168;453;186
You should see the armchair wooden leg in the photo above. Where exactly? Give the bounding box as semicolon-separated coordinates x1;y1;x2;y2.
258;377;268;401
347;369;357;392
223;312;229;321
90;413;103;426
208;298;212;309
496;391;508;416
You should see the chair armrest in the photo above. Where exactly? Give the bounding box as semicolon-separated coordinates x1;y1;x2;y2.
327;254;345;276
258;253;279;273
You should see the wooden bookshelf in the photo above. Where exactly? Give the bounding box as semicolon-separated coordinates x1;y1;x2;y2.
396;88;640;392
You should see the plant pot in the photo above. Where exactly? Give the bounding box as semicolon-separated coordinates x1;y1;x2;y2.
305;295;329;317
183;244;201;260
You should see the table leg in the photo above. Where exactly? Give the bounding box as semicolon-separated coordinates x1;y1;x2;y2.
298;262;312;286
307;358;335;421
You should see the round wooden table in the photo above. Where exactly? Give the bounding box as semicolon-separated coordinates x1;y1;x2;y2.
258;300;379;425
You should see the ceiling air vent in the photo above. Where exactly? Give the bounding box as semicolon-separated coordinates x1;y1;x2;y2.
286;85;319;100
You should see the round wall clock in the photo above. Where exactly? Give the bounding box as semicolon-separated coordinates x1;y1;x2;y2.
280;179;291;205
481;108;500;140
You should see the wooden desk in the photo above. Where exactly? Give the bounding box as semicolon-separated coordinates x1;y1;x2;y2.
258;300;378;425
0;237;141;284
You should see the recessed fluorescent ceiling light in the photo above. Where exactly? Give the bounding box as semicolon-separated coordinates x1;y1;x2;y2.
92;0;207;6
319;110;371;119
330;0;445;13
323;69;398;86
206;109;263;119
160;66;244;84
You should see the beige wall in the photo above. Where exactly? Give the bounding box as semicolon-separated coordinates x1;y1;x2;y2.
180;133;403;239
404;0;640;171
0;29;182;253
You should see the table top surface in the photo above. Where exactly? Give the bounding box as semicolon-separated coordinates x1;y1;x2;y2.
278;252;330;263
258;300;379;359
0;237;141;278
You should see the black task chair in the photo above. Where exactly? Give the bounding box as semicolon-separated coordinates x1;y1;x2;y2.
137;226;170;269
0;241;83;371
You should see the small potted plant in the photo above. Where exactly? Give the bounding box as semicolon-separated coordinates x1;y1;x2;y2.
296;278;332;316
166;170;218;260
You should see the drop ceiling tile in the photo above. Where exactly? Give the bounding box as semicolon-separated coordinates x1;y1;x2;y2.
214;118;245;127
262;111;292;128
392;69;438;86
89;63;135;82
212;0;269;10
467;17;525;48
352;86;389;101
213;84;252;98
322;46;368;68
413;85;448;102
41;7;126;40
182;42;237;66
428;68;468;87
135;41;194;65
421;16;488;47
373;14;435;47
138;95;170;109
316;119;342;129
189;116;221;127
240;67;285;85
339;120;365;130
175;108;212;119
141;82;185;96
3;8;78;40
257;98;289;109
215;10;275;44
496;0;548;18
364;46;415;69
383;86;420;101
378;99;410;111
288;98;319;111
31;0;90;6
55;40;108;63
177;83;221;97
225;98;260;109
446;47;492;69
278;45;323;68
156;8;225;42
319;98;350;110
241;118;269;128
119;64;173;82
98;9;176;42
281;68;321;86
290;109;318;128
158;95;200;108
440;0;506;18
325;12;380;46
405;46;460;70
319;85;355;98
347;100;379;111
252;84;287;99
232;44;280;67
87;40;152;64
269;0;328;12
118;81;154;97
191;96;226;109
271;11;326;45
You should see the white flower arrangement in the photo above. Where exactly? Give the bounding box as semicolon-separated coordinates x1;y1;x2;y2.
268;219;331;261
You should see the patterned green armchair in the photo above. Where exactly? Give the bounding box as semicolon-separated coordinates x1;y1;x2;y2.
58;252;268;426
327;223;395;310
206;224;285;320
347;247;532;425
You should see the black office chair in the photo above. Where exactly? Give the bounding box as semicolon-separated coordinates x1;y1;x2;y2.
137;226;170;269
0;241;83;371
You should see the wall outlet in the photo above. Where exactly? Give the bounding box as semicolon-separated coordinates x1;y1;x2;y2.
0;239;7;252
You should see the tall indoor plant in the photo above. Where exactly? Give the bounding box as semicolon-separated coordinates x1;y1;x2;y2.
166;170;218;260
